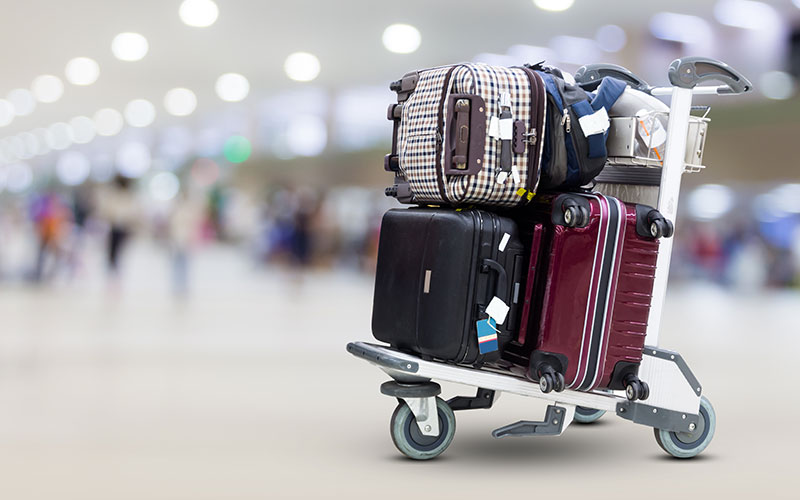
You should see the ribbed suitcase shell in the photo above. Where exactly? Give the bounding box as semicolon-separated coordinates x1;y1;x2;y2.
371;208;525;364
528;193;659;391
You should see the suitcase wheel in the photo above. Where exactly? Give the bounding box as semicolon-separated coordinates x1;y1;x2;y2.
563;205;590;228
574;406;607;424
646;210;674;239
654;396;716;459
624;377;650;401
538;368;565;394
390;397;456;460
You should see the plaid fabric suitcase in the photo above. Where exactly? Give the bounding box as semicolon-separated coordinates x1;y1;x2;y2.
512;192;673;398
385;63;547;207
371;207;526;365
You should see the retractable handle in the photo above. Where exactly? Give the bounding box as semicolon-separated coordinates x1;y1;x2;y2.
574;63;651;92
667;57;752;95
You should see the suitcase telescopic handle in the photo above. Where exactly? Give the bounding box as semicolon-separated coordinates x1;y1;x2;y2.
481;259;508;303
668;57;752;95
574;63;651;93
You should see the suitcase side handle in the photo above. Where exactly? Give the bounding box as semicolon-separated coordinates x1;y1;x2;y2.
481;258;508;304
668;57;752;95
574;63;650;93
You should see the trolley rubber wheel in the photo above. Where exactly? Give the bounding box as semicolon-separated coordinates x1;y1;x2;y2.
390;397;456;460
574;406;606;424
654;396;716;459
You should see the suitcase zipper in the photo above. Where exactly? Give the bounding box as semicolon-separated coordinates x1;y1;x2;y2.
562;110;571;133
519;67;546;205
434;66;457;205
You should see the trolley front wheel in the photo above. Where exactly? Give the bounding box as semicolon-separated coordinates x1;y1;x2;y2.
654;396;716;459
574;406;606;424
390;397;456;460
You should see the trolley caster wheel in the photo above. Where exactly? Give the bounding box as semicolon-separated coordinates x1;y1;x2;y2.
654;396;716;459
539;373;555;394
647;212;674;239
639;381;650;401
625;380;642;401
390;397;456;460
574;406;606;424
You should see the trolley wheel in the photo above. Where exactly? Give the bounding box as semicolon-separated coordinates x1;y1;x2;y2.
574;406;606;424
654;396;716;459
390;397;456;460
625;380;643;401
639;381;650;401
539;373;555;394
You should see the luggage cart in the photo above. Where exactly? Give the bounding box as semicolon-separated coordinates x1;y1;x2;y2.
348;57;751;460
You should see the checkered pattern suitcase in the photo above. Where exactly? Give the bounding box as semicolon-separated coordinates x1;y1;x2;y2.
385;63;547;207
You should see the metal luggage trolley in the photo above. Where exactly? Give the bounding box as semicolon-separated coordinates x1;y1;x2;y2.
347;57;751;460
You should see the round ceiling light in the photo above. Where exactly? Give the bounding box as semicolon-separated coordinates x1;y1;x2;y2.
215;73;250;102
0;99;14;126
56;151;92;186
533;0;575;12
7;89;36;116
65;57;100;86
93;108;124;136
382;24;422;54
111;32;149;61
179;0;219;27
124;99;156;127
164;88;198;116
31;75;64;103
284;52;321;82
69;116;96;144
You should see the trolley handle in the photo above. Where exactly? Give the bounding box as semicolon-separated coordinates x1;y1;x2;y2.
575;63;651;93
668;57;752;95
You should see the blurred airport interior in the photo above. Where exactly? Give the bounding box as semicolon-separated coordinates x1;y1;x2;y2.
0;1;799;498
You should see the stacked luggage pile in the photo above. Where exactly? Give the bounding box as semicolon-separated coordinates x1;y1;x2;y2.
350;57;752;460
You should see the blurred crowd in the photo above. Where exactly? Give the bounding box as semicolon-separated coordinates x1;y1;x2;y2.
0;181;798;294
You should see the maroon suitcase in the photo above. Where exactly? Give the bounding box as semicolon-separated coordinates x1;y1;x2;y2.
517;192;672;398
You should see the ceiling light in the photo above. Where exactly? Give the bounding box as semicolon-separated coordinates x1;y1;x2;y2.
286;115;327;156
382;24;421;54
18;132;40;159
284;52;320;82
116;141;151;178
7;89;36;116
759;71;795;100
596;25;627;52
179;0;219;27
650;13;713;46
215;73;250;101
93;108;124;136
65;57;100;86
31;128;51;155
111;32;149;61
31;75;64;103
0;99;14;126
149;171;181;201
164;88;198;116
687;184;734;220
124;99;156;127
69;116;96;144
714;0;780;30
533;0;574;12
47;122;73;150
5;163;33;193
56;151;91;186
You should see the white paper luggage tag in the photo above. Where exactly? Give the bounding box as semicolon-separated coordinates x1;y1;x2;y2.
486;296;510;325
577;107;610;137
488;116;500;139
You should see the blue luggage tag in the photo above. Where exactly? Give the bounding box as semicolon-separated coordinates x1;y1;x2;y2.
476;317;499;354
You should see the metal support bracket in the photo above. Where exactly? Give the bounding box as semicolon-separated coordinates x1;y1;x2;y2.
492;404;575;438
616;401;699;433
401;396;440;437
447;388;497;411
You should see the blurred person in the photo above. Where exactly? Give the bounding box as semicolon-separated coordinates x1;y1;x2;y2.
168;189;204;297
96;175;140;287
30;190;70;283
65;185;95;280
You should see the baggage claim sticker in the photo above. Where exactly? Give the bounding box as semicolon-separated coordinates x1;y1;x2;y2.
476;318;499;354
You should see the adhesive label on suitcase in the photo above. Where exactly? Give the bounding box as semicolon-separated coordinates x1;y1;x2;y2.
486;296;510;325
578;107;610;137
498;233;511;252
476;317;499;354
488;116;500;139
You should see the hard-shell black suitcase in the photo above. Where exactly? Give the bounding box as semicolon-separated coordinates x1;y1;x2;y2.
371;208;525;364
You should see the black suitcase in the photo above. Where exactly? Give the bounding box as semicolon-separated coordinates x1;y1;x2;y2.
371;208;525;364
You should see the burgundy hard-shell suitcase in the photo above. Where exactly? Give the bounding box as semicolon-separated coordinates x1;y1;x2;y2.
512;192;673;398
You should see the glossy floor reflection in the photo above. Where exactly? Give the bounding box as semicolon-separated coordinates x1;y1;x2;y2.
0;244;796;499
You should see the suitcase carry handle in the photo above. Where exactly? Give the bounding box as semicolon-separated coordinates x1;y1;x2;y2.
574;63;651;93
481;259;508;303
668;57;752;95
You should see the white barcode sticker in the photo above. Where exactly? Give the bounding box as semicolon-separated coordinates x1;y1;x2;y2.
486;296;510;325
498;233;511;252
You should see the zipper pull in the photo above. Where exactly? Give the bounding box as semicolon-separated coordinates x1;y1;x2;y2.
561;109;571;133
524;129;537;145
435;130;443;145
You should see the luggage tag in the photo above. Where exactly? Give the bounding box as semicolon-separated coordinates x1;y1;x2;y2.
476;317;499;354
486;296;510;325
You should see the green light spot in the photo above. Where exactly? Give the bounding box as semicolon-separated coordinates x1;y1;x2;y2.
223;135;252;163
